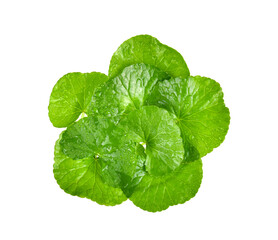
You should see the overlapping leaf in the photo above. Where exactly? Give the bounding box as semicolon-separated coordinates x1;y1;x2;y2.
109;35;190;79
130;159;203;212
121;106;185;176
146;76;230;157
54;134;127;206
60;116;145;196
89;63;169;120
49;72;107;127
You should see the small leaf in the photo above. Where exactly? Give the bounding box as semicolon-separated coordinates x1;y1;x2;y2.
48;72;108;127
109;34;189;79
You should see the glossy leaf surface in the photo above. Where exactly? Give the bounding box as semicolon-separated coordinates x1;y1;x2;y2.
109;35;189;79
146;76;230;157
89;63;168;120
49;72;108;127
53;134;127;206
122;106;184;176
130;159;203;212
60;116;145;196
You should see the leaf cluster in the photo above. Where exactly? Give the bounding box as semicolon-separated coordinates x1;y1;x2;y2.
49;35;230;212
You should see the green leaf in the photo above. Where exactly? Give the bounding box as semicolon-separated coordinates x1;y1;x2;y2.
122;106;184;176
60;116;145;197
108;35;189;79
102;143;146;198
48;72;108;128
130;159;203;212
53;134;127;206
89;63;169;120
146;76;230;157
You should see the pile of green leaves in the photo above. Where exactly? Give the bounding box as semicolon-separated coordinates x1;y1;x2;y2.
49;35;230;212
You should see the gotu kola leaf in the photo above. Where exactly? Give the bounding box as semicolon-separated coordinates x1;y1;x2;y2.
130;159;203;212
145;76;230;157
53;133;127;206
89;63;169;120
48;72;108;128
60;116;145;197
108;34;189;79
121;106;185;176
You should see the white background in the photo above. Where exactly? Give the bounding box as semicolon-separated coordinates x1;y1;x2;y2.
1;0;278;239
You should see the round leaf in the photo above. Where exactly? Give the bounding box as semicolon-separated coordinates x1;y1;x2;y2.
130;159;203;212
122;106;184;176
146;76;230;157
109;34;189;79
53;134;127;206
89;63;168;120
48;72;108;128
60;116;145;196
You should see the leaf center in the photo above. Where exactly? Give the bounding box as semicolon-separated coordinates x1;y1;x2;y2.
139;142;146;150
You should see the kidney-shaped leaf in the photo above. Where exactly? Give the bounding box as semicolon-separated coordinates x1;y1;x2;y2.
60;116;145;197
89;63;168;120
122;106;184;176
108;35;189;79
48;72;108;127
53;134;127;206
146;76;230;157
130;159;203;212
